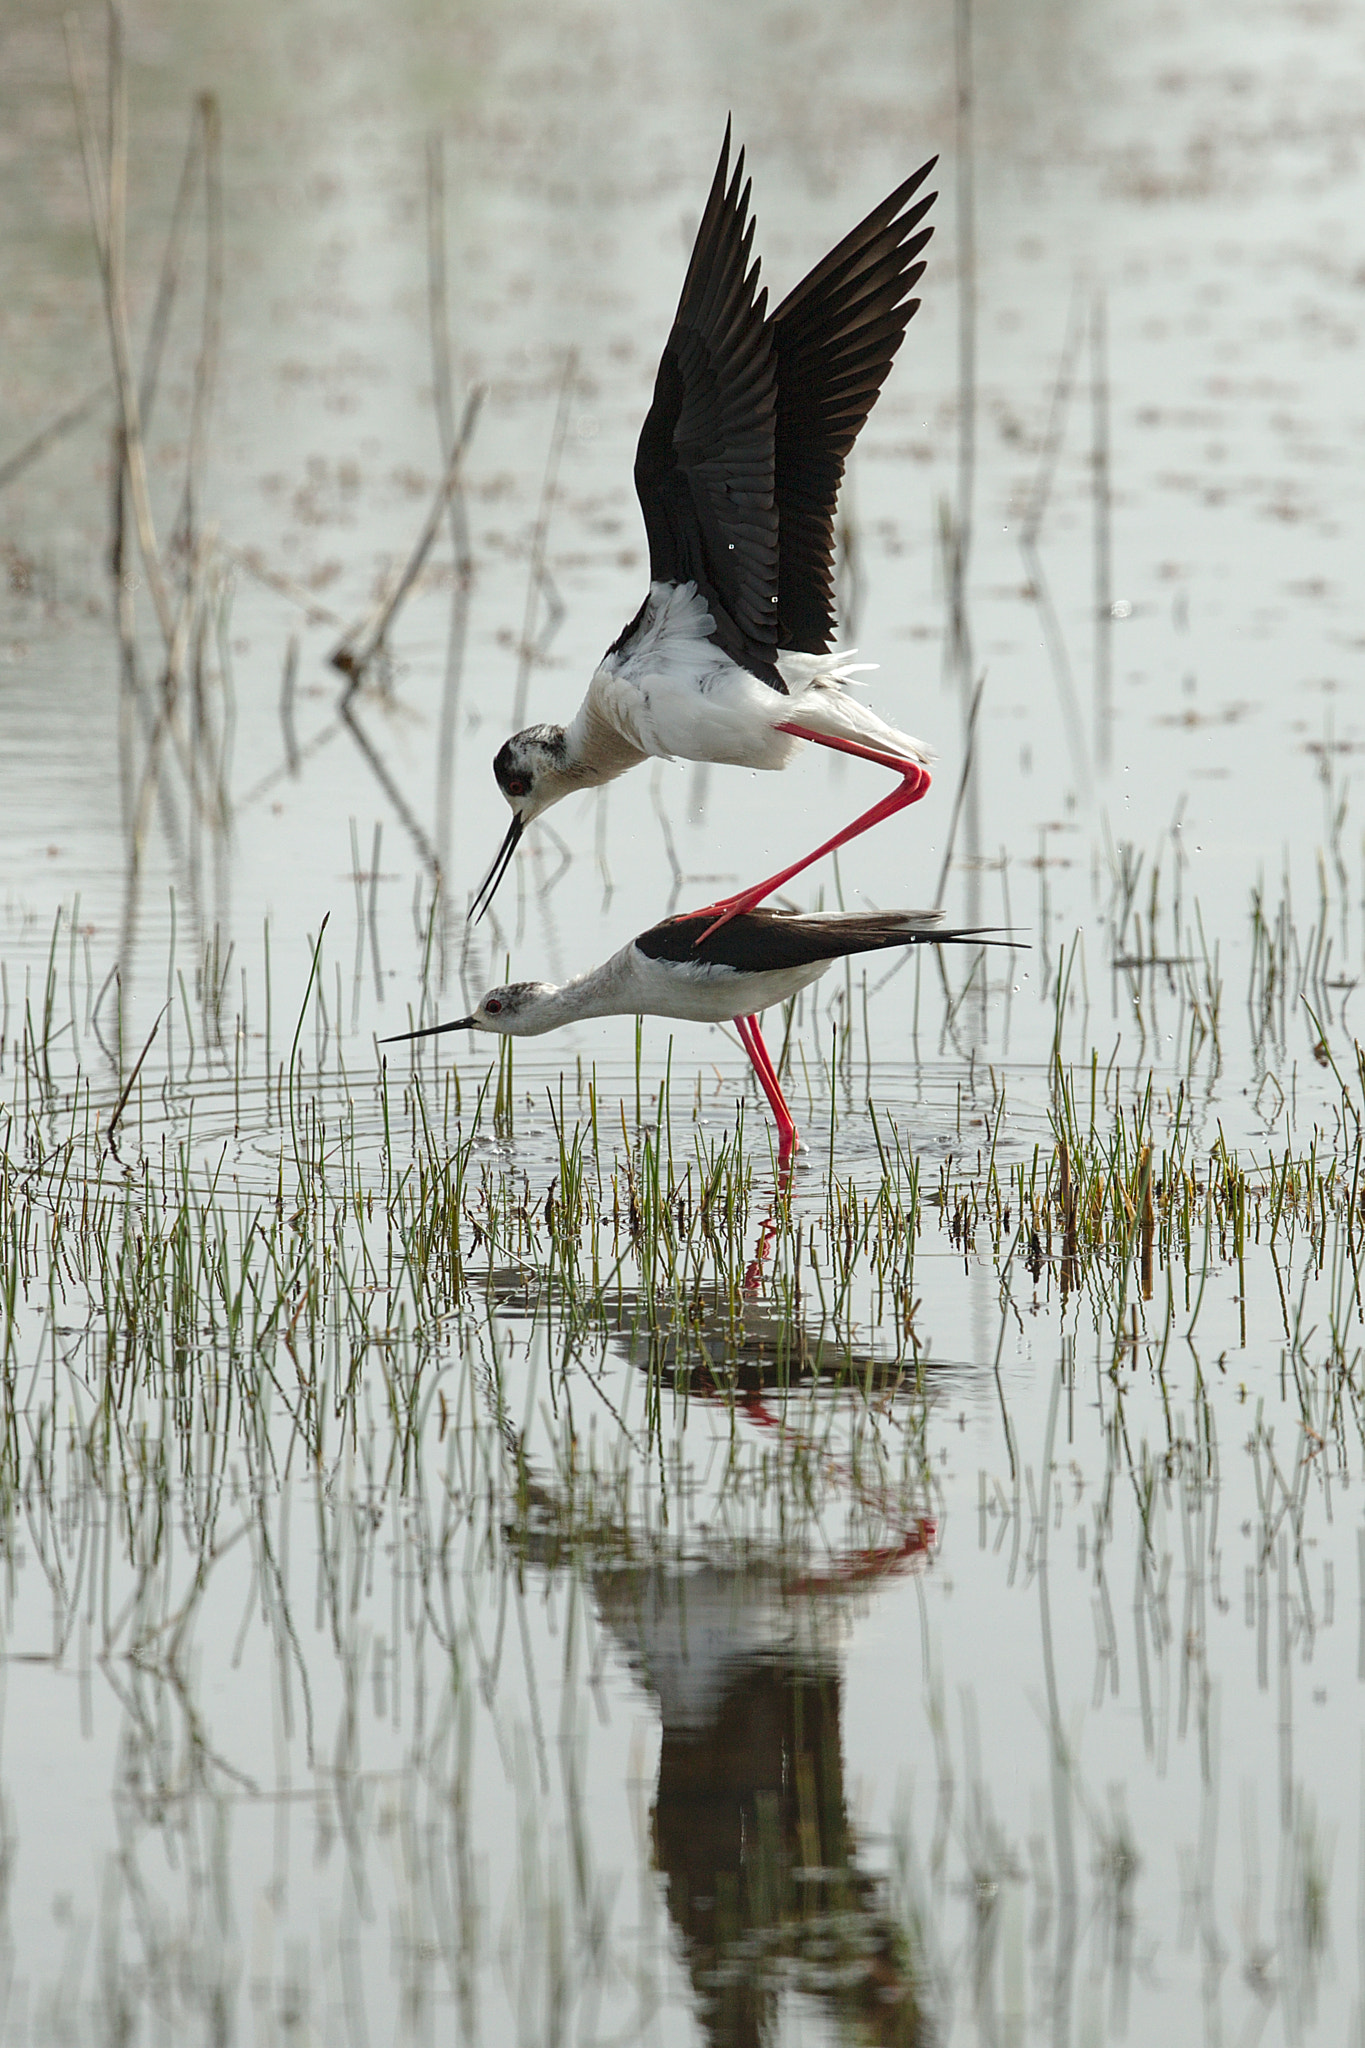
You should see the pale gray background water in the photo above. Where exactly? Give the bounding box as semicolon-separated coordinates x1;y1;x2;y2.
2;0;1365;2041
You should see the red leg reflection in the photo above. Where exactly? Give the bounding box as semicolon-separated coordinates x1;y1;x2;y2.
692;727;931;944
742;1209;779;1295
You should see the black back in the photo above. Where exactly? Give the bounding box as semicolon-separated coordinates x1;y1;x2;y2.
636;907;992;975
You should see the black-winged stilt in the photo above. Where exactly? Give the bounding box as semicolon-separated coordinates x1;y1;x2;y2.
471;125;939;937
386;906;994;1165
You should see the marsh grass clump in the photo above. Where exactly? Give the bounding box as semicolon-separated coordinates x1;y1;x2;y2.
9;908;1365;1449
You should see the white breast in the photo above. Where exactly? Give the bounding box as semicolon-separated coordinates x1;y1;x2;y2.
596;583;802;770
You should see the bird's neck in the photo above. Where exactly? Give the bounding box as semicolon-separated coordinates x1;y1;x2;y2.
563;673;650;785
520;947;638;1034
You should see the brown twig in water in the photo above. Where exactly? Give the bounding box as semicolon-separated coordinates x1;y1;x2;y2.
934;667;987;911
66;9;176;651
330;386;484;680
217;542;345;627
279;633;301;777
427;133;477;902
177;93;222;565
1019;289;1088;789
106;1001;170;1154
137;102;203;435
126;525;217;872
238;720;342;812
0;385;111;493
337;692;442;879
208;558;236;923
511;350;576;727
1021;286;1083;547
105;82;205;845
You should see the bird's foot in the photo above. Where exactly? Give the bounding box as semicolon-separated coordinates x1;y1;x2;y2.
689;885;771;948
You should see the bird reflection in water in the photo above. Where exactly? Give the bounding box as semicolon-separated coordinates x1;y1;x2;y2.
596;1556;934;2048
503;1235;937;2046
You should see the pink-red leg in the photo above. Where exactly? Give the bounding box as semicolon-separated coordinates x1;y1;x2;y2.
736;1012;798;1166
691;727;931;944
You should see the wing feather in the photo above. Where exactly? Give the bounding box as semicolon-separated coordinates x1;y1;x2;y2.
770;158;938;653
628;140;939;680
632;123;781;683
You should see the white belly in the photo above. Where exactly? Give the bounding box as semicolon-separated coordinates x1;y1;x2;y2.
587;659;803;771
630;949;829;1023
592;579;930;772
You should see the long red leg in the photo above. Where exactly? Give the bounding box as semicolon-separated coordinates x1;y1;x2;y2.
692;726;931;944
736;1013;798;1165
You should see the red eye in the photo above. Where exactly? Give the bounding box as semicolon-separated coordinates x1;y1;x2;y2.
485;998;503;1015
505;775;530;798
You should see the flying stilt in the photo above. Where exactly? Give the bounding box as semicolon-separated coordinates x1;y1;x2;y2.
386;906;998;1165
472;126;939;939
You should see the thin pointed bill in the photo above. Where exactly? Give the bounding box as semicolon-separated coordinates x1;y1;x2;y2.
468;814;524;923
380;1017;477;1045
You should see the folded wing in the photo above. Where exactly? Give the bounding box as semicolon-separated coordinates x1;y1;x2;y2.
637;907;1003;974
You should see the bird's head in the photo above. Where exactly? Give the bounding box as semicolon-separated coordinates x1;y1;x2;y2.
382;980;561;1048
469;726;575;921
461;981;561;1037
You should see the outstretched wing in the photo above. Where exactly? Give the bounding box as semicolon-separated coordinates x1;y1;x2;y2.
631;122;781;684
770;158;938;654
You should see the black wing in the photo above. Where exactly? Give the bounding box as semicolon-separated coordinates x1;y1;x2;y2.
631;123;781;683
636;907;1004;974
770;159;938;654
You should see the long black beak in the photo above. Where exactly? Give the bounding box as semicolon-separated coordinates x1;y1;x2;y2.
381;1017;477;1045
468;814;524;923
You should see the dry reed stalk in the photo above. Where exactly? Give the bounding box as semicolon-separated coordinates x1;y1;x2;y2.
179;93;222;564
127;525;217;868
510;350;576;727
951;0;980;926
331;386;484;679
1019;291;1089;787
279;633;301;777
66;10;176;651
105;1000;169;1151
136;102;203;435
106;92;209;845
218;542;345;627
934;667;987;910
427;133;477;905
1091;290;1113;772
0;385;110;493
337;695;442;879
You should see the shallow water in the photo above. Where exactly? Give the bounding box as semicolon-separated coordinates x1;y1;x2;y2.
3;0;1365;2041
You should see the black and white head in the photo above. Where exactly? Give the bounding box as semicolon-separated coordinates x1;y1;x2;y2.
382;979;561;1050
455;981;560;1038
470;726;574;921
